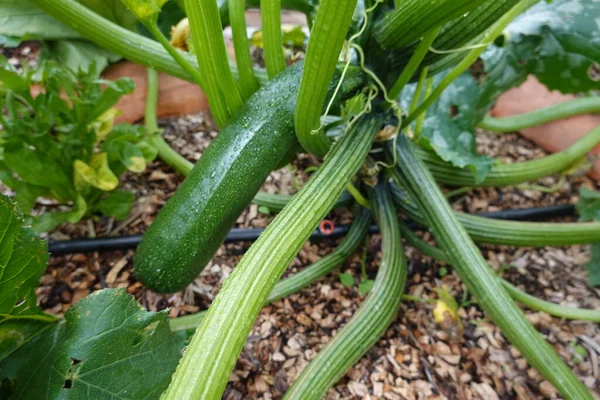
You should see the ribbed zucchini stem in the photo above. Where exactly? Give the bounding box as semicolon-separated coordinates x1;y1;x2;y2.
284;184;407;399
397;222;600;323
392;135;592;400
373;0;486;50
229;0;260;98
479;96;600;133
390;183;600;247
402;0;539;128
261;0;287;78
162;114;383;400
419;125;600;187
169;208;371;333
294;0;359;156
185;0;245;127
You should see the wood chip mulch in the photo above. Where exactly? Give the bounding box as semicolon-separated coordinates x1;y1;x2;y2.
31;111;600;399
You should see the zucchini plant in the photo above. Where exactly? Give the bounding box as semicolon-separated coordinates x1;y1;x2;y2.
3;0;600;398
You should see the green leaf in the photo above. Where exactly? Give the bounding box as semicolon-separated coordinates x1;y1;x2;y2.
358;279;374;295
3;145;74;201
0;289;185;399
40;40;122;76
0;194;56;361
89;78;136;121
258;206;271;215
31;196;88;234
12;183;48;215
0;34;21;48
476;0;600;119
407;73;493;182
120;0;169;25
78;0;138;31
339;272;355;287
119;142;147;173
282;25;306;48
74;153;119;192
135;140;158;162
576;188;600;287
576;188;600;222
95;190;135;220
0;69;28;91
137;0;186;38
0;0;136;43
0;0;82;41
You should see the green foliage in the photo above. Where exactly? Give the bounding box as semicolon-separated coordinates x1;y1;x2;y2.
40;40;123;75
1;289;185;399
0;60;153;232
400;73;493;182
0;197;185;398
120;0;169;26
339;272;355;287
576;188;600;286
476;0;600;120
0;0;133;73
0;196;56;361
0;0;82;43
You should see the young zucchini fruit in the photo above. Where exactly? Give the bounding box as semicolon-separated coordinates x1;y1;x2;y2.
373;0;487;50
285;184;407;399
392;135;592;400
163;114;384;399
134;62;364;293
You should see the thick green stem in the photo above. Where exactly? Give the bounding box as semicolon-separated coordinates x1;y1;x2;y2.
397;222;600;323
373;0;487;50
185;0;244;127
294;0;358;156
144;69;197;175
479;96;600;133
392;135;591;399
145;68;160;134
391;183;600;247
146;23;204;87
32;0;268;84
229;0;260;98
419;125;600;187
285;184;406;399
169;208;371;333
388;28;439;100
402;0;540;128
163;114;383;399
261;0;287;79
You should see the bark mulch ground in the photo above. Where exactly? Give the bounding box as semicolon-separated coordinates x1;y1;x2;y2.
34;111;600;400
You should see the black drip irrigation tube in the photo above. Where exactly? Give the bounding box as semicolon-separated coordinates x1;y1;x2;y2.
48;204;576;255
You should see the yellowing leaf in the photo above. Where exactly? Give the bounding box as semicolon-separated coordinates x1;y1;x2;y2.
433;300;457;325
128;155;146;173
250;30;264;49
92;107;121;143
120;0;168;25
91;153;119;190
73;153;119;192
73;159;96;193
